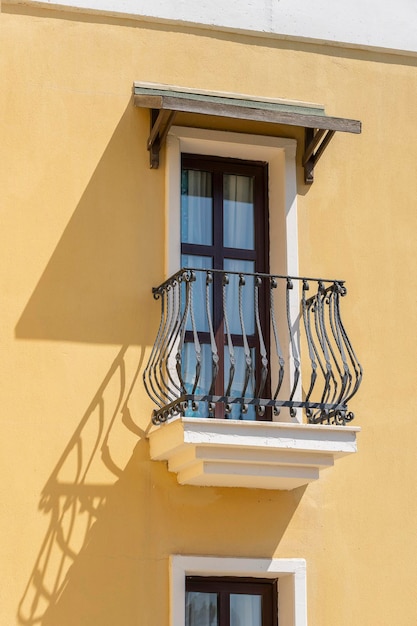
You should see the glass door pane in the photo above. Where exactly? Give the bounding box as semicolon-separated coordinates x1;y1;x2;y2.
230;594;262;626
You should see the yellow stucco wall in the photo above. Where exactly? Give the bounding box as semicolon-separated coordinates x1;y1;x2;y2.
1;4;417;625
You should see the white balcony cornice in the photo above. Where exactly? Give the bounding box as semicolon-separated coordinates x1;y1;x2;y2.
148;417;360;490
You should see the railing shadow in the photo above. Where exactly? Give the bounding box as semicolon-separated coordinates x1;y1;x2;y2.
17;345;150;626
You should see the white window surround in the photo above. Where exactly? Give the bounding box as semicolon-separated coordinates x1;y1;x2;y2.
165;129;298;325
165;126;298;283
170;555;307;626
165;126;302;424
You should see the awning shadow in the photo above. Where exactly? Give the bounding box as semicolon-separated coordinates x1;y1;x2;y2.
15;101;164;345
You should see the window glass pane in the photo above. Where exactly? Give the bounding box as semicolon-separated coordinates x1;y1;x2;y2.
181;255;213;333
182;343;212;418
186;591;218;626
224;259;255;335
230;594;262;626
181;170;213;245
224;346;256;420
224;174;254;250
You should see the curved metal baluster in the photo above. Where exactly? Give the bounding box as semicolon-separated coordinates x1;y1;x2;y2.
286;278;300;417
307;293;329;423
334;285;363;406
143;286;167;407
320;286;343;406
205;271;219;395
307;294;326;378
310;285;331;422
189;273;202;400
223;273;236;398
238;274;253;400
151;283;178;405
176;271;193;395
301;280;318;418
163;279;183;396
270;278;285;412
156;283;182;404
315;285;332;402
327;283;350;406
254;276;268;399
313;282;338;421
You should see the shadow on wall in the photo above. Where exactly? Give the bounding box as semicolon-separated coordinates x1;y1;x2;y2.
17;345;152;626
17;344;306;626
15;101;164;346
15;100;164;624
15;100;307;626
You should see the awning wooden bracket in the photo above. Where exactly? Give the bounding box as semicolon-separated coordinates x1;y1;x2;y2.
148;109;177;169
134;83;361;182
303;128;336;184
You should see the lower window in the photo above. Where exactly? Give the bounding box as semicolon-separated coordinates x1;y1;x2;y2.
170;555;307;626
186;576;278;626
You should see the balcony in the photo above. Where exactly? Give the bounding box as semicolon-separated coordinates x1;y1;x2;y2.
145;268;362;489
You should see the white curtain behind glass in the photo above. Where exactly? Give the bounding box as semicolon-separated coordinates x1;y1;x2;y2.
223;174;254;250
185;592;218;626
230;594;262;626
181;170;213;245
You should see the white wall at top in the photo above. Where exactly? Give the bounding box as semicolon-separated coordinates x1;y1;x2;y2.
27;0;417;54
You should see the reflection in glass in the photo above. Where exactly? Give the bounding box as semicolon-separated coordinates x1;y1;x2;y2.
186;591;218;626
181;170;213;245
230;594;262;626
224;174;254;250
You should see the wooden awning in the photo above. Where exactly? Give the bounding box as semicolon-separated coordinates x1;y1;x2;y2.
133;82;361;184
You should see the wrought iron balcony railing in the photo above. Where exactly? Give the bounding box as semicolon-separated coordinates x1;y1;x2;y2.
144;268;362;426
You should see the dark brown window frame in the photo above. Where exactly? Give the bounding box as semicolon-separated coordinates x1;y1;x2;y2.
186;575;278;626
181;154;269;272
181;154;271;419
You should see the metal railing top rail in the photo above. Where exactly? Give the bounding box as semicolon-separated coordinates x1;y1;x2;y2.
152;267;346;298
